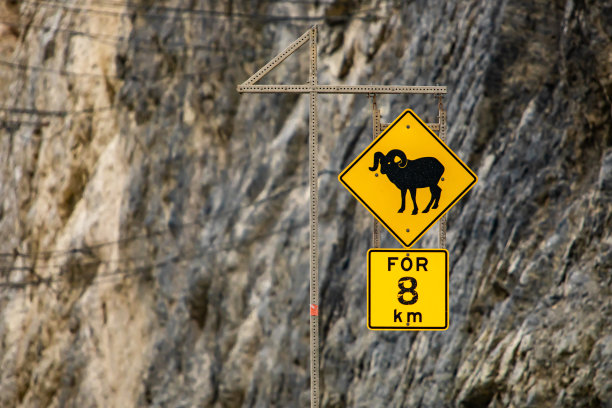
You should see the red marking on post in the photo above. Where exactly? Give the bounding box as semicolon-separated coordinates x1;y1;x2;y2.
310;304;319;316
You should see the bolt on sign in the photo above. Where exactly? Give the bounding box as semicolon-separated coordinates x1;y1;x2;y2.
339;109;477;248
368;249;448;330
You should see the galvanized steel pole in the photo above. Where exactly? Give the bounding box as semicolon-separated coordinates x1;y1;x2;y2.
308;25;320;408
438;95;447;249
371;94;381;249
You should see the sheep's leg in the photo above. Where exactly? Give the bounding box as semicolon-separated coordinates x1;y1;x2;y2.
423;185;441;213
431;185;441;209
398;188;407;213
422;188;435;213
409;188;418;215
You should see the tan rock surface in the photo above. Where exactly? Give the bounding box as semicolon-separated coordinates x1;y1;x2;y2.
0;0;610;407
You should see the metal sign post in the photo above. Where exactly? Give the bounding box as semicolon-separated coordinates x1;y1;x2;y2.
308;26;320;405
237;25;447;408
370;95;381;249
438;96;448;249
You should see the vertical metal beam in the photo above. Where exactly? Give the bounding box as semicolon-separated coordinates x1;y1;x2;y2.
308;25;320;408
438;95;447;249
371;95;381;248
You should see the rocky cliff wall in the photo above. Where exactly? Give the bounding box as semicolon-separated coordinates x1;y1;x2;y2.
0;0;610;407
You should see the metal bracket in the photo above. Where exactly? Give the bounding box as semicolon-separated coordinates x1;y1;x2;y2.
380;122;439;131
241;29;311;86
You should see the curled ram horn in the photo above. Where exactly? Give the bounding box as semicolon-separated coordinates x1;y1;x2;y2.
369;151;385;172
387;149;408;168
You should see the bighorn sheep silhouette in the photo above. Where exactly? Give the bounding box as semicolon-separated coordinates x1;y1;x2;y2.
369;149;444;214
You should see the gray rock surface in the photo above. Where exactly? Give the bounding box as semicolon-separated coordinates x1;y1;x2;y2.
0;0;610;407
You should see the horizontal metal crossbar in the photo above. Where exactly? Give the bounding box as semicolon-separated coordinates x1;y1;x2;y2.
237;84;447;94
381;122;440;131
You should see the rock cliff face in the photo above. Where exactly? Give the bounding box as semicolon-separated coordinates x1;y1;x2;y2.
1;0;610;407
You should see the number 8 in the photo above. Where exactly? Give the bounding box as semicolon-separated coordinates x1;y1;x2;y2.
397;277;418;305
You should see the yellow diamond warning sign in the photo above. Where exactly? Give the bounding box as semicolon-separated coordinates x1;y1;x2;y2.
339;109;477;248
368;249;448;330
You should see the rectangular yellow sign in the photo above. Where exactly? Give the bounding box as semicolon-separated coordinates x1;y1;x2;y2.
368;249;448;330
